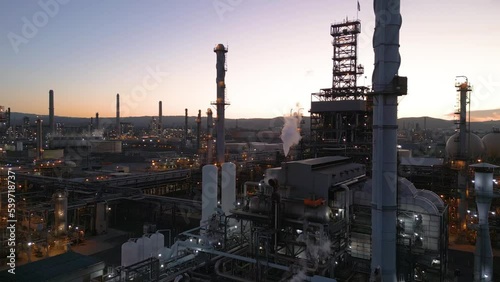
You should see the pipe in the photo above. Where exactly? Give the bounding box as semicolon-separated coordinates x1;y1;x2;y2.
339;184;350;233
215;258;254;282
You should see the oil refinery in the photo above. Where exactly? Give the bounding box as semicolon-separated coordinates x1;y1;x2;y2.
1;0;500;282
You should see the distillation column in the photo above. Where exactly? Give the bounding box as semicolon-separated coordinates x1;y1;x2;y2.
371;0;405;280
213;44;229;164
456;78;471;243
471;163;498;282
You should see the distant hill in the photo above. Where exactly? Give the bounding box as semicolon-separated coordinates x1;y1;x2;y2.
8;112;499;132
398;116;500;132
8;112;311;131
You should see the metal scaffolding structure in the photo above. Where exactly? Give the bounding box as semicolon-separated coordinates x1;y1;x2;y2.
310;20;372;169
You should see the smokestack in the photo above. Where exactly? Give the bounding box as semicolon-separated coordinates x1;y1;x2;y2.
90;117;94;132
184;108;188;148
95;112;99;130
159;101;163;134
196;110;201;151
49;90;54;135
207;108;213;164
371;0;405;280
7;107;10;129
36;118;43;160
213;44;229;164
116;93;120;136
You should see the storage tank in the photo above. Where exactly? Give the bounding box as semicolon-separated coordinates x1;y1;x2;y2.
482;131;500;159
445;132;484;159
121;240;139;266
136;236;153;261
150;232;165;257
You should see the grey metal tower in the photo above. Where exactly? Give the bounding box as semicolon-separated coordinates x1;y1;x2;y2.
371;0;407;280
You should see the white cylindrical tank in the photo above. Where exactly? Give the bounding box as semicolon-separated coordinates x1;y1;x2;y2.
201;165;218;226
121;240;139;267
137;236;153;261
221;162;236;214
150;232;165;257
53;190;68;236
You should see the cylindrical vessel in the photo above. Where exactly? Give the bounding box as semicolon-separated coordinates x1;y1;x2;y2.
53;190;68;236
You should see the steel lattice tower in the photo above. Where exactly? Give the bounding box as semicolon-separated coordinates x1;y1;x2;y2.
310;20;371;169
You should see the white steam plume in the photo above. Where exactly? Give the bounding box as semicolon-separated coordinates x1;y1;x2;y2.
281;105;303;157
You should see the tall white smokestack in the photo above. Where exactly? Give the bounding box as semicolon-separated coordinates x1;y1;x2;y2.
213;44;228;164
371;0;406;280
49;90;54;135
116;93;120;136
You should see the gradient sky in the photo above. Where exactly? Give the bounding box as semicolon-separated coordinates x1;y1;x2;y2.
1;0;499;120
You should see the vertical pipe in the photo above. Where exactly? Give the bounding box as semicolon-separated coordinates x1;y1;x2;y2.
116;93;120;136
49;90;54;136
207;109;214;164
214;44;228;164
371;0;402;280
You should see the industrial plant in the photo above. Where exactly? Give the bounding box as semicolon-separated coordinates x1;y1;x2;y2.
1;1;500;282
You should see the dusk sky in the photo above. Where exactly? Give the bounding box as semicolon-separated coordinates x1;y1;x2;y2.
1;0;499;121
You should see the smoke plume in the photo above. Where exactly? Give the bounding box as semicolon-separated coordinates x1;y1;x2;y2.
281;107;302;157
